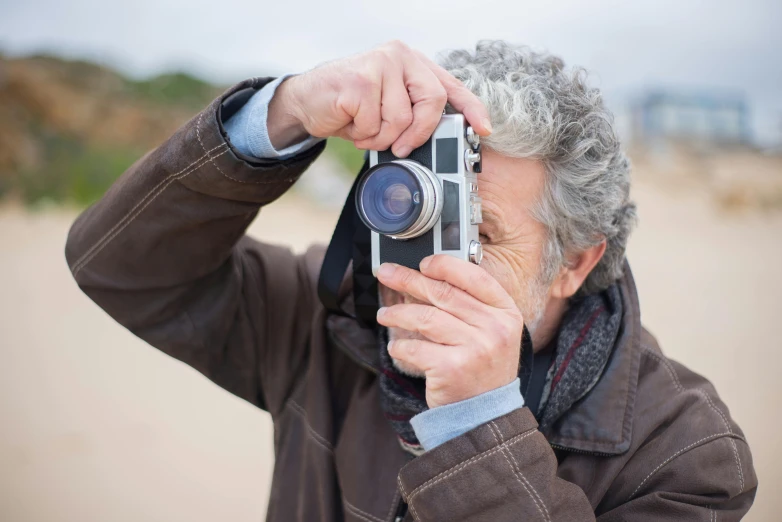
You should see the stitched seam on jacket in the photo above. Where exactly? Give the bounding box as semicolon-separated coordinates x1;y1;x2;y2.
343;503;375;522
488;421;550;522
343;497;385;522
70;141;225;270
397;475;408;509
72;149;229;276
641;348;745;492
385;488;401;522
491;421;551;521
70;143;226;274
286;400;334;451
344;509;374;522
627;431;737;501
406;428;537;510
195;111;300;185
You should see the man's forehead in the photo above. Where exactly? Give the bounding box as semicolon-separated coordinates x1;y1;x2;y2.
478;150;546;221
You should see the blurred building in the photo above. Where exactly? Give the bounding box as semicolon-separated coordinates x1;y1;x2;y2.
632;89;750;146
627;89;782;212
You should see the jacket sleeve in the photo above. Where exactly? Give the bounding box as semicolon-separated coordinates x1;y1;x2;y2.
597;434;756;521
397;408;756;521
65;78;328;417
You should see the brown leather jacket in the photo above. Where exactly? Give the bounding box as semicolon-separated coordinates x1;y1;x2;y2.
66;78;757;521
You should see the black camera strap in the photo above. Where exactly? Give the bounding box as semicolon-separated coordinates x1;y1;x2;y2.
318;159;379;328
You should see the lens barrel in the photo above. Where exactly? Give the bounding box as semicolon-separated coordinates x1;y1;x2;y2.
356;160;443;239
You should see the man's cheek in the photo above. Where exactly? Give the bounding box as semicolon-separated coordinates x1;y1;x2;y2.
478;247;520;301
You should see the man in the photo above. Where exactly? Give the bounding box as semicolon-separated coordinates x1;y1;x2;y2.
66;40;756;520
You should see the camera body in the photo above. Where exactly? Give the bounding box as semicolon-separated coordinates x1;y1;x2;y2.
356;114;484;276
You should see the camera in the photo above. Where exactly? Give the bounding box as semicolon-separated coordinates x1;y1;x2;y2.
355;114;484;275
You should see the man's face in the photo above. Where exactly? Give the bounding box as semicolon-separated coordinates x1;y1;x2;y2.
380;149;554;376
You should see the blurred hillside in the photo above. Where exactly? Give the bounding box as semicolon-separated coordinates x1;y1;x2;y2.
0;53;365;208
0;53;226;205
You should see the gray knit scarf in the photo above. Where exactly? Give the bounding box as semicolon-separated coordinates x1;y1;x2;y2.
378;283;623;455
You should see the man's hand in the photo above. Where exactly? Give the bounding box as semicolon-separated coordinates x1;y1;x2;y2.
267;40;492;156
376;255;523;408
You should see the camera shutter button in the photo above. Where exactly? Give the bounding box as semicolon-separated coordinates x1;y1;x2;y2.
464;150;481;173
469;241;483;265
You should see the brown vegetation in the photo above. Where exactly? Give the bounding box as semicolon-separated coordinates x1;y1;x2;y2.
0;55;222;203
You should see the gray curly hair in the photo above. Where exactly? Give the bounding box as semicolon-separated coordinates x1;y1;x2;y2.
439;41;637;295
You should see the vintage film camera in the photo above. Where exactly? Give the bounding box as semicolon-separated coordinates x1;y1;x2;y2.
355;114;484;275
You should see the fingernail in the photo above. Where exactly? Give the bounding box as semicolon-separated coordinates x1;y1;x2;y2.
377;306;388;318
394;145;411;158
387;339;395;352
482;118;493;134
378;263;397;279
420;256;433;271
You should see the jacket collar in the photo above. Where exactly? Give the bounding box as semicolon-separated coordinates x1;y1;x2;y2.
544;262;642;455
326;261;642;456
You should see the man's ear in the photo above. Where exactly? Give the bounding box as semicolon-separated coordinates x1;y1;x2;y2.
550;240;607;299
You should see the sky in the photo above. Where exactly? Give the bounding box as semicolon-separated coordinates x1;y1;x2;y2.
1;0;781;145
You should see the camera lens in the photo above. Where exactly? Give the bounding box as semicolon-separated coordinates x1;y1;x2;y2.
379;183;413;219
356;160;442;239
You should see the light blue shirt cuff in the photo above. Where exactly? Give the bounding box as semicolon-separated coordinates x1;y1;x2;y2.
223;75;324;160
410;378;524;451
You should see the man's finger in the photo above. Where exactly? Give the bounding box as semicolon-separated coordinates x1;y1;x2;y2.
376;303;468;346
415;51;493;136
419;255;515;310
386;337;451;374
376;262;490;327
340;72;382;141
391;52;448;157
354;67;413;151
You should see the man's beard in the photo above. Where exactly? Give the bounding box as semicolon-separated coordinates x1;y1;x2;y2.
381;272;550;379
